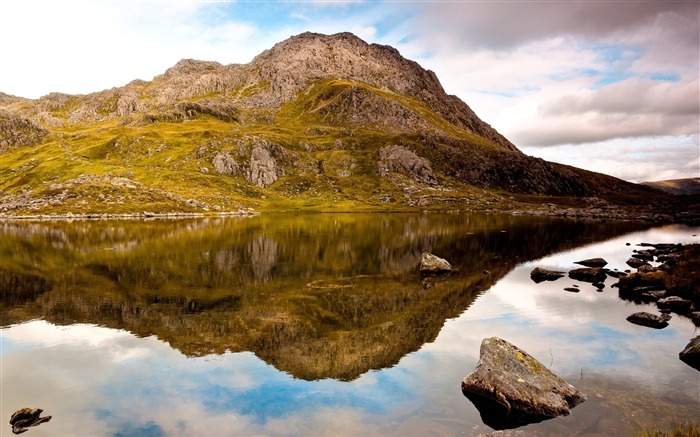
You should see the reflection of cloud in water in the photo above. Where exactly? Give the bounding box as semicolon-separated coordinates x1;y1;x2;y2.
1;321;422;436
1;225;699;436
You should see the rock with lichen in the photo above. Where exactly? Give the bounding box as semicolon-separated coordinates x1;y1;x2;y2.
419;252;452;273
461;337;586;430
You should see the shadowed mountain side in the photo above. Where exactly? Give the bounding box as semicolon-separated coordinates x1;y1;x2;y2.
0;214;649;380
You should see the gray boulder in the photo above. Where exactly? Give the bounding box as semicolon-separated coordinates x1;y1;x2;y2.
626;312;670;329
212;152;240;175
461;337;586;430
419;252;452;273
657;296;693;314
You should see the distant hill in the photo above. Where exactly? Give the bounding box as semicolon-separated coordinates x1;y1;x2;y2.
0;32;695;222
642;178;700;195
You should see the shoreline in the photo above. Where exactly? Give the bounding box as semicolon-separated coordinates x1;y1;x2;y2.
0;207;695;224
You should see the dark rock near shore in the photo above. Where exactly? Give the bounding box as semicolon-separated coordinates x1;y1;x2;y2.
461;337;586;430
574;258;608;268
679;336;700;371
606;270;627;279
626;312;670;329
631;250;655;262
568;267;607;283
564;287;580;293
688;312;700;327
530;267;565;283
626;258;649;269
657;296;693;313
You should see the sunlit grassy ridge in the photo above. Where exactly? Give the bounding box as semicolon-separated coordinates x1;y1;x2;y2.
1;76;517;215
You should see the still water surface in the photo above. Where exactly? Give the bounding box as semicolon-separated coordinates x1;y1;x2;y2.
1;214;698;436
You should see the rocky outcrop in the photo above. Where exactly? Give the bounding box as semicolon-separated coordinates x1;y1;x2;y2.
246;140;285;188
461;337;586;430
530;267;565;283
679;336;700;371
250;32;518;152
378;145;436;185
419;252;452;272
212;152;240;175
310;84;432;133
0;110;48;148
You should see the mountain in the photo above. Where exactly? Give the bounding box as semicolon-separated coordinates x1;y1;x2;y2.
642;178;700;195
0;32;694;221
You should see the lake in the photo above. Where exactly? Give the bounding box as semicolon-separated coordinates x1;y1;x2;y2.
1;213;698;436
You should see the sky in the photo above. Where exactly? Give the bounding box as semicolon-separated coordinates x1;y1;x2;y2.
0;0;698;183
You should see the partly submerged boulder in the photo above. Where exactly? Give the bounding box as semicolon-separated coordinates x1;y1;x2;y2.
626;312;670;329
568;267;607;283
679;336;700;371
530;267;565;283
461;337;586;430
657;296;693;314
419;252;452;273
574;258;608;268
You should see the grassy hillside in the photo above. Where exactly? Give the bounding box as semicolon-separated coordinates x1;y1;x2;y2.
0;32;695;222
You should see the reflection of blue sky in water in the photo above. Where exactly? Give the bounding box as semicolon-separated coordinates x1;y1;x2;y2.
2;226;699;436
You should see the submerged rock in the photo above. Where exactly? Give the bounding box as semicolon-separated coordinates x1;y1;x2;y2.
419;252;452;273
530;267;565;283
626;312;670;329
574;258;608;268
568;267;607;283
461;337;586;430
679;336;700;371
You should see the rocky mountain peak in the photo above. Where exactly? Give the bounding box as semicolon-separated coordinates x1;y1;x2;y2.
251;31;445;102
249;32;516;151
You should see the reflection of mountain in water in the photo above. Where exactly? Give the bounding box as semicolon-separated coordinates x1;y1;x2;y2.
0;214;648;380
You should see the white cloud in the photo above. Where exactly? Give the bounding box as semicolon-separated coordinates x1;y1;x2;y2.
0;0;697;182
520;136;699;183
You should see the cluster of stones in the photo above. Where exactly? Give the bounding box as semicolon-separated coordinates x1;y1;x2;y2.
530;243;699;372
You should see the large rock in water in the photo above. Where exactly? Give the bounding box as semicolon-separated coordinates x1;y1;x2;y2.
461;337;586;430
419;252;452;272
626;312;670;329
679;336;700;371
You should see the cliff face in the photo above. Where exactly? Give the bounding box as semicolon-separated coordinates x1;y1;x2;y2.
0;31;677;217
